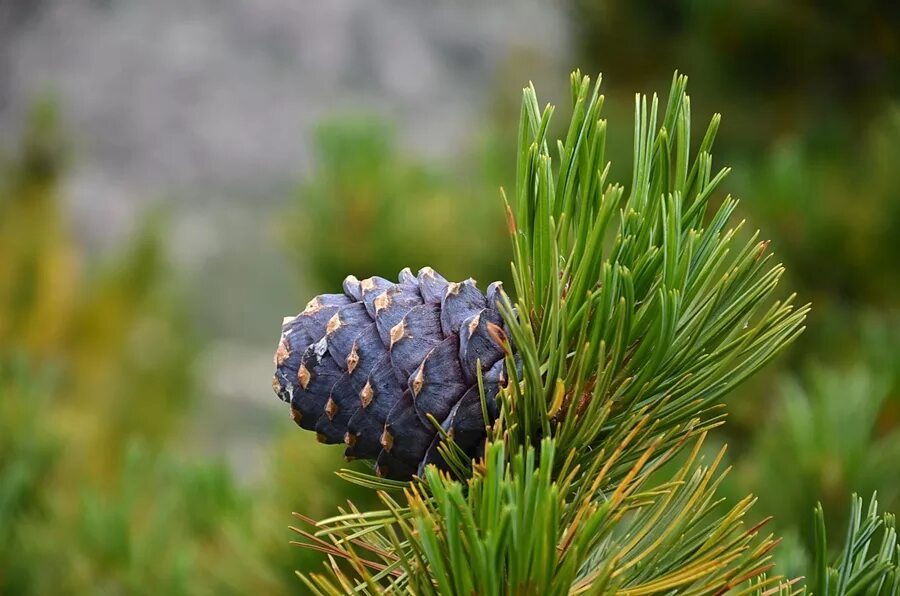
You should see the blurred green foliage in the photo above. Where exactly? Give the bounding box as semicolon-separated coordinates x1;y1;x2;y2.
727;315;900;576
0;103;378;593
0;357;297;594
570;1;899;127
736;346;900;559
737;110;900;311
280;117;511;293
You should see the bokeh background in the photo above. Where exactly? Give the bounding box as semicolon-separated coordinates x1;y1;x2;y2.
1;1;899;592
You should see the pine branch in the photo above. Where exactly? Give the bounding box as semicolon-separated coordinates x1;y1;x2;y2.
287;71;825;593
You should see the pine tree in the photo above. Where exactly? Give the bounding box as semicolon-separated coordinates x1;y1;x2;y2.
276;72;900;593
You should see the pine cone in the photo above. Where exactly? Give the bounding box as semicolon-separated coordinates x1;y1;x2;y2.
272;267;510;480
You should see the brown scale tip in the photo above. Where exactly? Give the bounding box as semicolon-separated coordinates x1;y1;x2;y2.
346;342;360;374
271;375;281;394
411;363;425;397
302;297;321;315
389;319;406;348
375;464;387;478
274;337;291;366
297;363;311;390
380;427;394;452
467;312;481;336
289;406;303;425
316;432;329;444
360;381;375;408
360;277;377;292
344;432;357;447
325;397;339;420
374;291;391;313
326;312;342;334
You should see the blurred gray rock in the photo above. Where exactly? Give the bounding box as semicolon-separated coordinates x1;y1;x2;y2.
1;0;568;246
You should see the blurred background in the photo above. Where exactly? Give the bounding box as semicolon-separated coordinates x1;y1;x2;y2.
1;1;898;591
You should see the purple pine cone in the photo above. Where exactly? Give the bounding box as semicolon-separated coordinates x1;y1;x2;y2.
272;267;510;480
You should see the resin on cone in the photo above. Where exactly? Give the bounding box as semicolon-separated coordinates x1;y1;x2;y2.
272;267;509;480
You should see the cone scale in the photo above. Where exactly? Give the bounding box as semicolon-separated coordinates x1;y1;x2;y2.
272;267;509;480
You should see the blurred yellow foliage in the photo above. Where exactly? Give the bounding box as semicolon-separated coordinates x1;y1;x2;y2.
0;102;194;482
0;101;78;356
